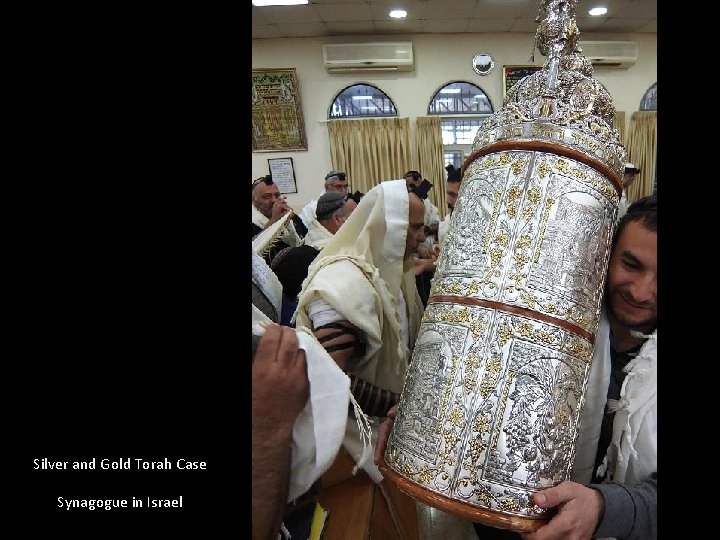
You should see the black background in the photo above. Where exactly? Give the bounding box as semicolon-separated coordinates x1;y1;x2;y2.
15;5;248;535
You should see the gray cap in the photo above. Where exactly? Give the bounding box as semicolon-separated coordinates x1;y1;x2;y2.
316;192;348;220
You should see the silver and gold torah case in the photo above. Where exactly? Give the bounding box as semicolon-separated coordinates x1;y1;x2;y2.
380;0;626;532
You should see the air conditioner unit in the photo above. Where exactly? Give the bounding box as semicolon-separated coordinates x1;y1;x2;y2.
322;42;414;73
579;40;638;68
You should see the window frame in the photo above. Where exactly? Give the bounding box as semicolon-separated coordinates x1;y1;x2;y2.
328;83;399;119
640;82;657;111
427;80;494;116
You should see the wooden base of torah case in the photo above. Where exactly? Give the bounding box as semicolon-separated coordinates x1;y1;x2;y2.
379;2;627;533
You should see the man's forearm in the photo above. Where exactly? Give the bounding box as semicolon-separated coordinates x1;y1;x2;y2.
591;473;657;540
252;425;293;540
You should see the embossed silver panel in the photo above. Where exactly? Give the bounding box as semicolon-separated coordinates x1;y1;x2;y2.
435;150;617;335
387;302;593;517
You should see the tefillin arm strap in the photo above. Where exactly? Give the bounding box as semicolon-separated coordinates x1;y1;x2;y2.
314;322;366;357
315;321;397;416
348;375;399;418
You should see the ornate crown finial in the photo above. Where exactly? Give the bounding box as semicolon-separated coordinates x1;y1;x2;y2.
471;0;626;180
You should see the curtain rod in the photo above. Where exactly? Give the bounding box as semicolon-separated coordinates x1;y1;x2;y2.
317;116;412;124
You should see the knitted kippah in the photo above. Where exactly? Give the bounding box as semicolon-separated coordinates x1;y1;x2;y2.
316;192;348;220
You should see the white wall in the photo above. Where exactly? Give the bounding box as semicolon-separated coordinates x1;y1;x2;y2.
252;32;657;211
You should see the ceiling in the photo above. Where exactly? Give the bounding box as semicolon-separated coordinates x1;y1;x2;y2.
252;0;657;40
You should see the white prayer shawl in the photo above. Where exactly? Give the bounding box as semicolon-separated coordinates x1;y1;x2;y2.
294;180;424;481
252;250;283;324
303;219;334;250
423;197;441;226
251;204;302;248
297;188;325;229
418;198;441;250
295;179;423;394
251;251;350;502
572;310;657;487
618;192;630;218
437;213;452;248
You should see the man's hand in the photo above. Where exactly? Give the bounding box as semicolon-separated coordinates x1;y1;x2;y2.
374;403;399;465
267;197;292;226
413;256;436;275
252;323;309;435
416;245;434;259
519;481;604;540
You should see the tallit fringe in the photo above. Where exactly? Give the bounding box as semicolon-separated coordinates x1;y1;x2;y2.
258;231;287;259
349;392;374;475
630;330;656;340
606;398;623;413
252;210;297;257
278;522;291;539
596;455;608;479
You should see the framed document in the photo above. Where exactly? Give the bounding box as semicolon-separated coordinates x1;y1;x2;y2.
268;157;298;194
252;68;308;152
502;65;542;97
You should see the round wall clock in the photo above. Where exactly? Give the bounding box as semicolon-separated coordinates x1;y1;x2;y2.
472;53;494;76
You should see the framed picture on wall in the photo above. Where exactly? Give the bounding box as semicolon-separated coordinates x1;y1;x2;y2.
267;157;298;194
502;65;543;97
252;68;308;152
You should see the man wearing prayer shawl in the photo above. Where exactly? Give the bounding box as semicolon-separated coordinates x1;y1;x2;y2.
293;180;426;537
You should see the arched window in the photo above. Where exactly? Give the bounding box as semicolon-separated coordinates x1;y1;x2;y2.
639;82;658;193
640;82;657;111
428;81;493;115
428;81;494;171
328;83;398;119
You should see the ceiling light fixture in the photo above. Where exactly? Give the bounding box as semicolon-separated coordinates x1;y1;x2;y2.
389;9;407;19
252;0;309;6
588;6;607;16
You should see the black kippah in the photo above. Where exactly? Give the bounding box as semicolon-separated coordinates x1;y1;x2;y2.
408;179;433;200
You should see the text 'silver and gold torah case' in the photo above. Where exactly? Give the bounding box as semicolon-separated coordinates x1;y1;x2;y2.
379;0;627;533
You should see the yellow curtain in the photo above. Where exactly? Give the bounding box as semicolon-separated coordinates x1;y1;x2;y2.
613;110;626;146
327;118;413;195
415;116;448;219
625;111;657;203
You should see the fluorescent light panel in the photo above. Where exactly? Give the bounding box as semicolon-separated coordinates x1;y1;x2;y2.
589;6;607;16
352;96;373;100
389;9;407;19
252;0;309;6
440;89;461;94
